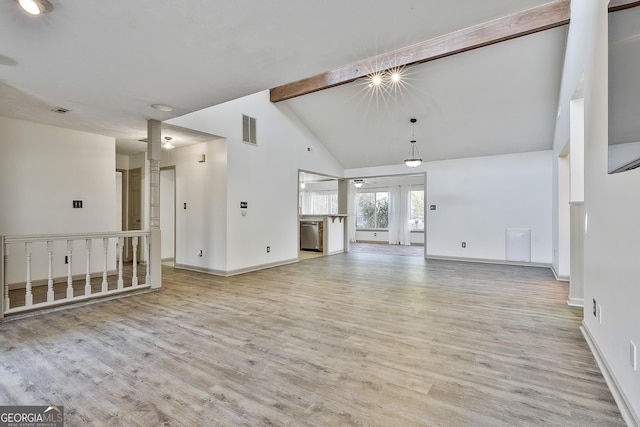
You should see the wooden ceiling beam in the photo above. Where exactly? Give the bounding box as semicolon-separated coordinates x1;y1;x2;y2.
609;0;640;12
270;0;571;103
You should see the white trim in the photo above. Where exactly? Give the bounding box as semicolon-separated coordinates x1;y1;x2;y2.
175;258;298;277
7;270;118;290
567;297;584;307
4;284;151;316
326;249;344;256
581;323;640;427
551;265;570;282
425;255;551;269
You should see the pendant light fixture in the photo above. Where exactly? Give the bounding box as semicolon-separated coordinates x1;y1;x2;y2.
404;118;422;168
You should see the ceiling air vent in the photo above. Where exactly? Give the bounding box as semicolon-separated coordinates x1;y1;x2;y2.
242;114;257;145
52;107;71;114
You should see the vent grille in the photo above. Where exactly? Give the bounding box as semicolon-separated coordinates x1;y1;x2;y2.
242;114;257;145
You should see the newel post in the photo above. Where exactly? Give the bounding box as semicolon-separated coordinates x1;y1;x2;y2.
148;119;162;289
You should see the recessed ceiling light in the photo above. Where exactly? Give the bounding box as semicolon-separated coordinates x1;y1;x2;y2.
51;107;70;114
17;0;53;16
371;74;383;86
390;72;401;83
151;103;173;112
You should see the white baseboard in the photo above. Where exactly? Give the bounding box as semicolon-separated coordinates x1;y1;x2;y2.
581;323;639;427
551;265;570;282
425;255;551;269
567;297;584;307
175;258;299;277
326;249;345;256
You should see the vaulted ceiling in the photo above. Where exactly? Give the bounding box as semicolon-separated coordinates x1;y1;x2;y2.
0;1;637;169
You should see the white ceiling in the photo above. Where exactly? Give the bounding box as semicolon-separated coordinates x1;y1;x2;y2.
0;1;633;169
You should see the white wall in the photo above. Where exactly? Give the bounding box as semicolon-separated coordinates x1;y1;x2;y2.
160;141;228;272
347;151;552;264
557;155;570;278
0;116;116;235
579;1;640;422
160;168;175;260
168;90;344;274
0;116;118;283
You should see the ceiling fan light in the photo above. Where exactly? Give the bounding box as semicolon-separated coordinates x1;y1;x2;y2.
18;0;52;15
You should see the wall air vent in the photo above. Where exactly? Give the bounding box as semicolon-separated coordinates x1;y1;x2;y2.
52;107;71;114
242;114;257;145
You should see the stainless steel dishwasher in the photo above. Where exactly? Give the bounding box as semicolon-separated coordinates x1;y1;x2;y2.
300;221;320;251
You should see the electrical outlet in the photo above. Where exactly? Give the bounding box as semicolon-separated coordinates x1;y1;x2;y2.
461;242;466;248
593;299;597;317
266;246;271;253
64;255;69;264
198;250;203;257
631;341;637;371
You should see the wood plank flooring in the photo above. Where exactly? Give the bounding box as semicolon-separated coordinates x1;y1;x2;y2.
0;253;624;426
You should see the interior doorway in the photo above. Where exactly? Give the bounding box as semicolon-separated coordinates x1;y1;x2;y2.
347;174;426;258
160;167;176;264
125;167;142;262
116;169;127;231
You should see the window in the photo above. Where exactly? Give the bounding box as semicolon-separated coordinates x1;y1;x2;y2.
356;191;389;229
300;191;338;215
409;190;424;231
311;192;338;215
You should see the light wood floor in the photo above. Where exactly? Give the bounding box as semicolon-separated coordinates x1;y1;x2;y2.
0;253;624;426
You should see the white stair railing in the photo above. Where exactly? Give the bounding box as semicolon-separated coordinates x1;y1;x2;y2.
0;231;156;318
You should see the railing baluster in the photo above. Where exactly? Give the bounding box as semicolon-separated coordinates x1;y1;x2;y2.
117;237;124;289
85;239;92;296
3;242;9;311
47;241;54;303
3;231;154;316
102;238;108;293
24;242;33;307
132;236;138;287
66;240;73;299
145;234;150;285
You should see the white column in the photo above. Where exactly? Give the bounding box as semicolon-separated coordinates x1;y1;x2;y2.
66;240;74;299
148;119;162;289
47;241;54;303
132;236;138;287
1;236;6;318
85;239;92;296
117;237;124;289
24;242;33;307
102;238;109;292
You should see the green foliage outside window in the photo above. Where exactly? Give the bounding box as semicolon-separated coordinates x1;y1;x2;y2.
356;192;388;229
